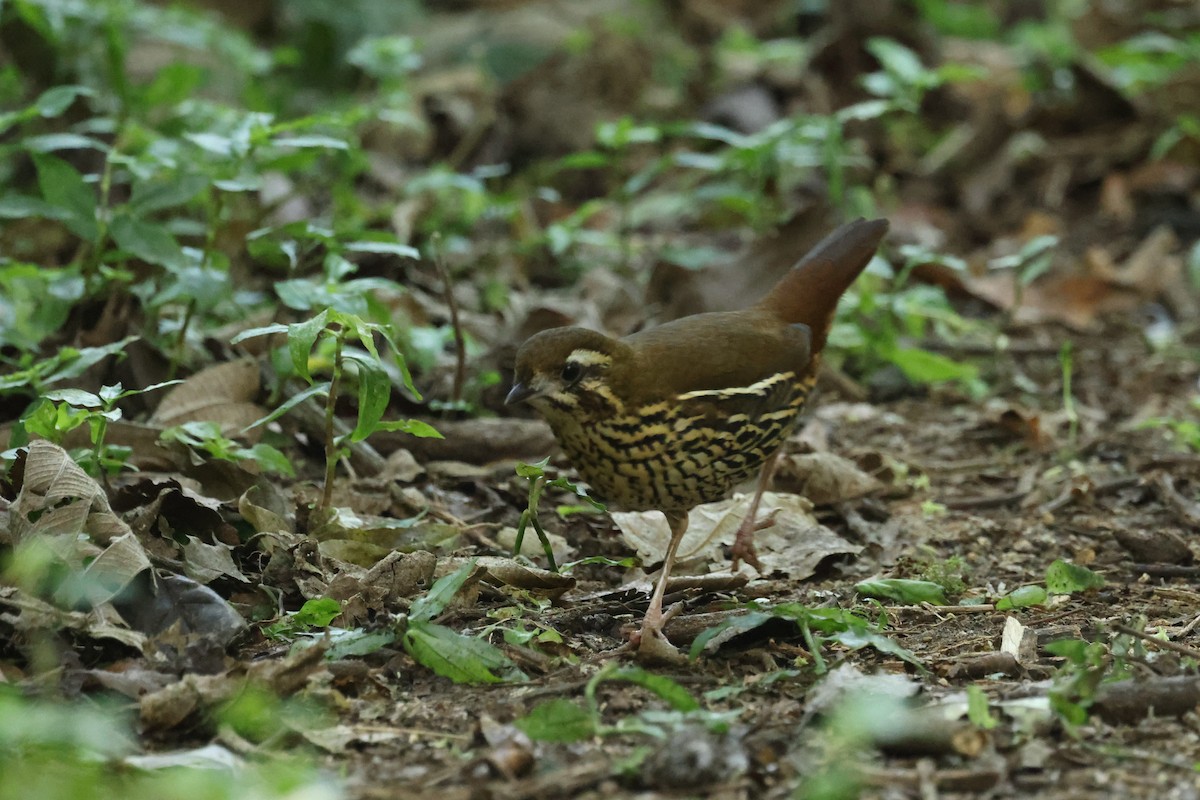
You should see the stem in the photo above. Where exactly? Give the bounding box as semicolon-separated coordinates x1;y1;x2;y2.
799;616;827;674
320;332;344;512
168;299;196;381
433;239;466;406
83;144;119;288
1060;340;1077;452
92;415;109;492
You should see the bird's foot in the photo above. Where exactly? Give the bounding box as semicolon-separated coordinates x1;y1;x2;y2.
631;602;687;665
729;507;780;573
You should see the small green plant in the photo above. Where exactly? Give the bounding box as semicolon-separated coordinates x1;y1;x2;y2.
1137;396;1200;451
833;260;985;395
0;338;137;401
855;578;948;605
0;684;325;800
14;380;179;478
989;234;1058;315
1045;638;1109;728
511;457;605;572
995;559;1103;611
514;662;703;743
160;420;294;477
234;307;441;513
263;597;343;640
401;561;526;684
917;553;968;596
689;602;922;671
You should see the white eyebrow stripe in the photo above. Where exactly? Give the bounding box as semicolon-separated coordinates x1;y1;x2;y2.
567;349;612;367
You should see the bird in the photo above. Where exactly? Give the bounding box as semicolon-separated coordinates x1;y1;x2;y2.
506;217;889;660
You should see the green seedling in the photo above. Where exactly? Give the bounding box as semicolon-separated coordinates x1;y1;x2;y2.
13;380;179;480
160;420;294;476
263;597;342;640
1137;396;1200;451
401;561;526;684
514;662;703;743
512;457;606;572
233;307;441;513
689;602;922;672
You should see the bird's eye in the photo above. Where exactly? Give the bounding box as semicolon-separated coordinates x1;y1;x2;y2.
561;362;583;383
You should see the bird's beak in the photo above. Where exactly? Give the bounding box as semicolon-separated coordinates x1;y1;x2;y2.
505;381;538;405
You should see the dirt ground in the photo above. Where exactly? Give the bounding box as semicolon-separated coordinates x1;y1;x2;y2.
313;321;1200;800
4;3;1200;799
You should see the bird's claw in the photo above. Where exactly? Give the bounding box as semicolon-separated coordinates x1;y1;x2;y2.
632;602;687;665
729;507;779;572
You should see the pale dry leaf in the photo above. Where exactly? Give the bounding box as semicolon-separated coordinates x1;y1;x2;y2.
62;531;153;607
12;440;131;545
612;491;859;579
151;357;265;440
237;484;293;533
0;586;146;651
782;452;882;505
466;555;576;593
183;536;248;584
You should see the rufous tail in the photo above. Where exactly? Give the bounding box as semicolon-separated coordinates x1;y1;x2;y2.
756;217;889;355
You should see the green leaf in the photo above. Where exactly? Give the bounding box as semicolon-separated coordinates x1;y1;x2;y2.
38;337;137;386
35;85;91;118
295;597;341;627
343;240;420;259
287;310;330;382
690;611;775;659
403;621;522;684
409;561;477;623
24;134;108;152
966;685;997;730
889;347;979;384
326;630;397;660
109;213;186;268
597;667;699;711
230;322;289;344
0;194;67;219
350;358;390;442
829;627;923;668
32;153;98;242
515;458;550;479
1044;639;1089;661
1045;560;1105;594
243;381;330;431
128;173;208;216
867;38;927;84
514;699;596;742
375;419;443;438
995;584;1047;610
245;443;295;477
272;135;350;150
855;579;948;605
42;388;102;408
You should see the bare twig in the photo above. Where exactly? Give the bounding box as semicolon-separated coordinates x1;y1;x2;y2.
1110;622;1200;661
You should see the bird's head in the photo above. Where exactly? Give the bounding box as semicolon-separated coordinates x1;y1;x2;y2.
506;327;629;416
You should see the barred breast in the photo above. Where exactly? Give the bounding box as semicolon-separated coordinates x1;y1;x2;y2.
542;370;815;512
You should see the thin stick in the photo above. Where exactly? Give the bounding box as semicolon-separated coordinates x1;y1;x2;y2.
1111;622;1200;661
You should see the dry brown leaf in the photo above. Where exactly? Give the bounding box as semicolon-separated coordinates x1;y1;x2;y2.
11;440;131;545
182;536;248;584
781;452;882;505
613;491;859;579
150;357;265;440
